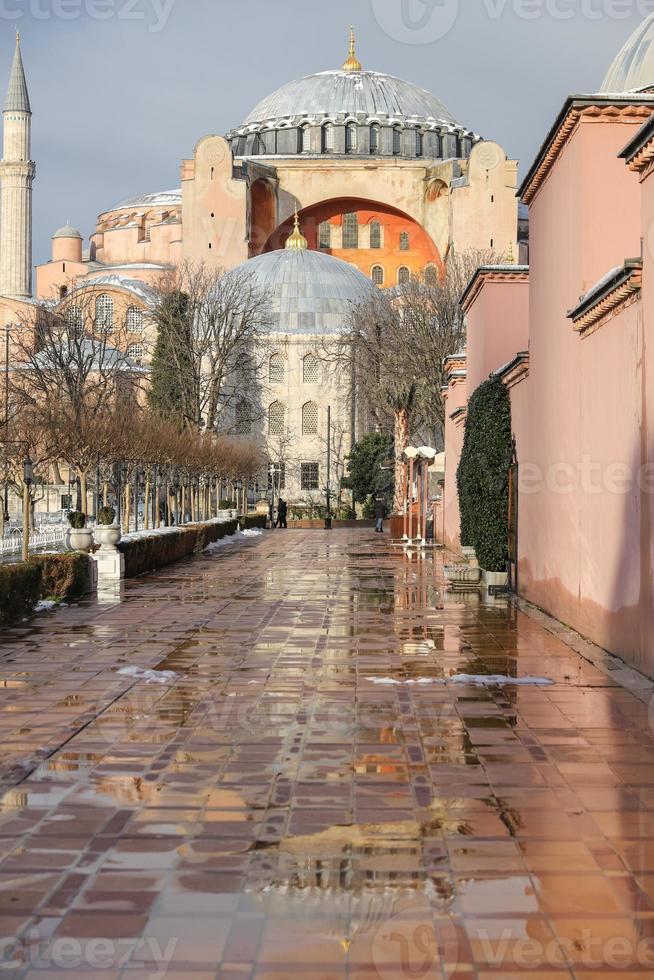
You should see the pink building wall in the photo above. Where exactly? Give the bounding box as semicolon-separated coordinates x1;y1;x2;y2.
464;274;529;396
442;366;467;551
519;105;654;674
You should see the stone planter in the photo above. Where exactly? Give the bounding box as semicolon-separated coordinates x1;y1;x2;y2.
444;564;482;591
68;528;93;553
461;546;479;567
482;570;509;590
93;524;122;551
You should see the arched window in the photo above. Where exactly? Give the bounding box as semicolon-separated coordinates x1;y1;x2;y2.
342;212;358;249
400;232;410;251
126;307;144;333
301;126;311;152
269;401;286;435
370;124;380;153
398;267;410;286
59;285;68;300
345;123;357;153
127;343;144;364
415;130;423;156
371;265;384;286
235;400;252;435
424;265;438;286
67;305;83;333
370;221;382;249
303;353;320;384
302;401;319;436
393;127;402;155
269;353;285;383
322;123;334;153
319;221;331;250
95;294;114;331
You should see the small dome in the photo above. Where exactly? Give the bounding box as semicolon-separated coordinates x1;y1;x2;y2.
601;13;654;92
52;224;82;239
230;247;376;335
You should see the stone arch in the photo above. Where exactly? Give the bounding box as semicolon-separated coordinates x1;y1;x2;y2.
250;178;277;255
262;197;444;284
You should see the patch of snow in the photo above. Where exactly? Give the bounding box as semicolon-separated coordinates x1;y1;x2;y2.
35;600;64;613
118;666;178;685
366;674;554;687
205;529;265;552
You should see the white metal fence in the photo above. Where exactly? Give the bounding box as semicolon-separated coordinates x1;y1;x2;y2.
0;510;240;561
0;526;67;559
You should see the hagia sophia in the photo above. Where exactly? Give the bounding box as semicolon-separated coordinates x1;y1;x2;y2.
3;14;654;675
0;26;520;501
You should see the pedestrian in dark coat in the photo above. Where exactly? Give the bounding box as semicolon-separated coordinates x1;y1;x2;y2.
277;498;288;529
374;498;386;533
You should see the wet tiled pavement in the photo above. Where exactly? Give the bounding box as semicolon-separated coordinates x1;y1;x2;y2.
1;530;654;978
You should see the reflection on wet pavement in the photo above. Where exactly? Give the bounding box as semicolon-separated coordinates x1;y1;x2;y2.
1;530;654;977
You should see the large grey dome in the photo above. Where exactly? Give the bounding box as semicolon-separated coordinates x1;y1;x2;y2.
601;14;654;92
227;42;478;162
231;248;376;335
244;70;458;127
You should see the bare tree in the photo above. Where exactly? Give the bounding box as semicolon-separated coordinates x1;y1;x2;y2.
11;295;144;516
341;249;504;510
149;261;270;433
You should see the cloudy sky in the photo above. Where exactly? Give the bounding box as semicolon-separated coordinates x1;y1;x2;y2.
0;0;648;265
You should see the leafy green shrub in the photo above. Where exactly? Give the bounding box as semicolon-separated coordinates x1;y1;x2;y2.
240;515;266;530
33;553;91;599
97;506;116;526
345;432;394;505
362;495;376;520
456;377;512;572
67;511;86;529
0;562;42;623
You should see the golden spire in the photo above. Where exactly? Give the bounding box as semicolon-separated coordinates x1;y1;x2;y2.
285;208;308;251
342;26;362;71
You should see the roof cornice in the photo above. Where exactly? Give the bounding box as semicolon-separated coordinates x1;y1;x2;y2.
460;264;529;313
494;351;530;388
619;113;654;176
519;96;654;205
567;258;642;336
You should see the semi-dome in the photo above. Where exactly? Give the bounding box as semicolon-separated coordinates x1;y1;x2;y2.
227;31;478;162
230;235;376;335
103;189;182;214
601;13;654;92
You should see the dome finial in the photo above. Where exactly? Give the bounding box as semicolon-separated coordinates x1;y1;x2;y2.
342;26;362;71
285;206;308;251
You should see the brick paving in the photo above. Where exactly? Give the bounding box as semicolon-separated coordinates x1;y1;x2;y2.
0;529;654;978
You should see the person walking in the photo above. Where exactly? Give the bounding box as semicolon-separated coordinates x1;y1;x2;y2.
374;497;386;533
277;498;288;529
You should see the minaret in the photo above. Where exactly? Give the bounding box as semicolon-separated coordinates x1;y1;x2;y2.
0;34;35;299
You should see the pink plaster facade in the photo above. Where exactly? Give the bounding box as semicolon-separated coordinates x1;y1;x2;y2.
462;270;529;395
442;95;654;678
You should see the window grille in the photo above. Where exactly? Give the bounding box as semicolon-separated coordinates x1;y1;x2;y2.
269;401;286;435
301;462;320;491
302;401;319;435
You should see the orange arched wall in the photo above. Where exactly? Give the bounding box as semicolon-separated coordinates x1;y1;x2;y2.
262;198;443;286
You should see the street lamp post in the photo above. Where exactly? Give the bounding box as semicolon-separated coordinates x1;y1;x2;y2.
22;455;33;562
324;405;332;530
269;464;280;529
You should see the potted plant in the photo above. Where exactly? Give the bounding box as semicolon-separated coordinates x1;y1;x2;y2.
67;511;93;553
93;506;121;551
